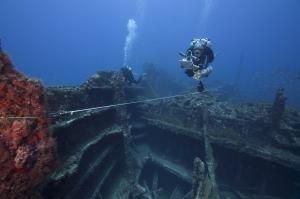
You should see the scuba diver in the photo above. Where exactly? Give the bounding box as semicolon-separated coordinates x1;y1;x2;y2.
121;66;145;85
179;38;214;92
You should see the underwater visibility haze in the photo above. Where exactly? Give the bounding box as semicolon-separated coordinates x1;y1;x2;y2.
1;0;300;107
1;0;300;199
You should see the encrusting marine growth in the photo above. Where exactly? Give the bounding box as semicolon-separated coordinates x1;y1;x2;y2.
0;52;56;199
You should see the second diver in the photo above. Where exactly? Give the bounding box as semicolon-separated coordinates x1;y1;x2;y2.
179;38;214;92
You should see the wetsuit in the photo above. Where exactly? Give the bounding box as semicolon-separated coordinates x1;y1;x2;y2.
185;46;214;91
121;67;142;84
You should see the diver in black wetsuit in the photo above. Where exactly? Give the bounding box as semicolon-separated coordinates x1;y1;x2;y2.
121;66;144;84
180;38;214;92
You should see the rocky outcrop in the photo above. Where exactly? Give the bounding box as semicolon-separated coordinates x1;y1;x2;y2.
0;52;56;199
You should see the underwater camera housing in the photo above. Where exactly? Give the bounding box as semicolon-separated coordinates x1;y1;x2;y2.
179;58;195;70
179;52;196;70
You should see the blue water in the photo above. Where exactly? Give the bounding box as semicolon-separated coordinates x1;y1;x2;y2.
1;0;300;108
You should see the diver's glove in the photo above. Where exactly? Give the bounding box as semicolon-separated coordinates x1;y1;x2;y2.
200;66;213;77
192;66;213;80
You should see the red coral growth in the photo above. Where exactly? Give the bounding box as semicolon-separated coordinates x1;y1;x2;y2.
0;52;56;199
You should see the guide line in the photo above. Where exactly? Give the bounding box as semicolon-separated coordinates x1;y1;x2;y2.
0;91;207;120
50;91;206;117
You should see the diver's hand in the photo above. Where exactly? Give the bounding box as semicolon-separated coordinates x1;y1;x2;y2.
200;66;213;77
192;64;200;70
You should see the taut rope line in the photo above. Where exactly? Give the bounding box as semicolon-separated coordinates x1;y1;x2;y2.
50;91;205;117
0;91;206;119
